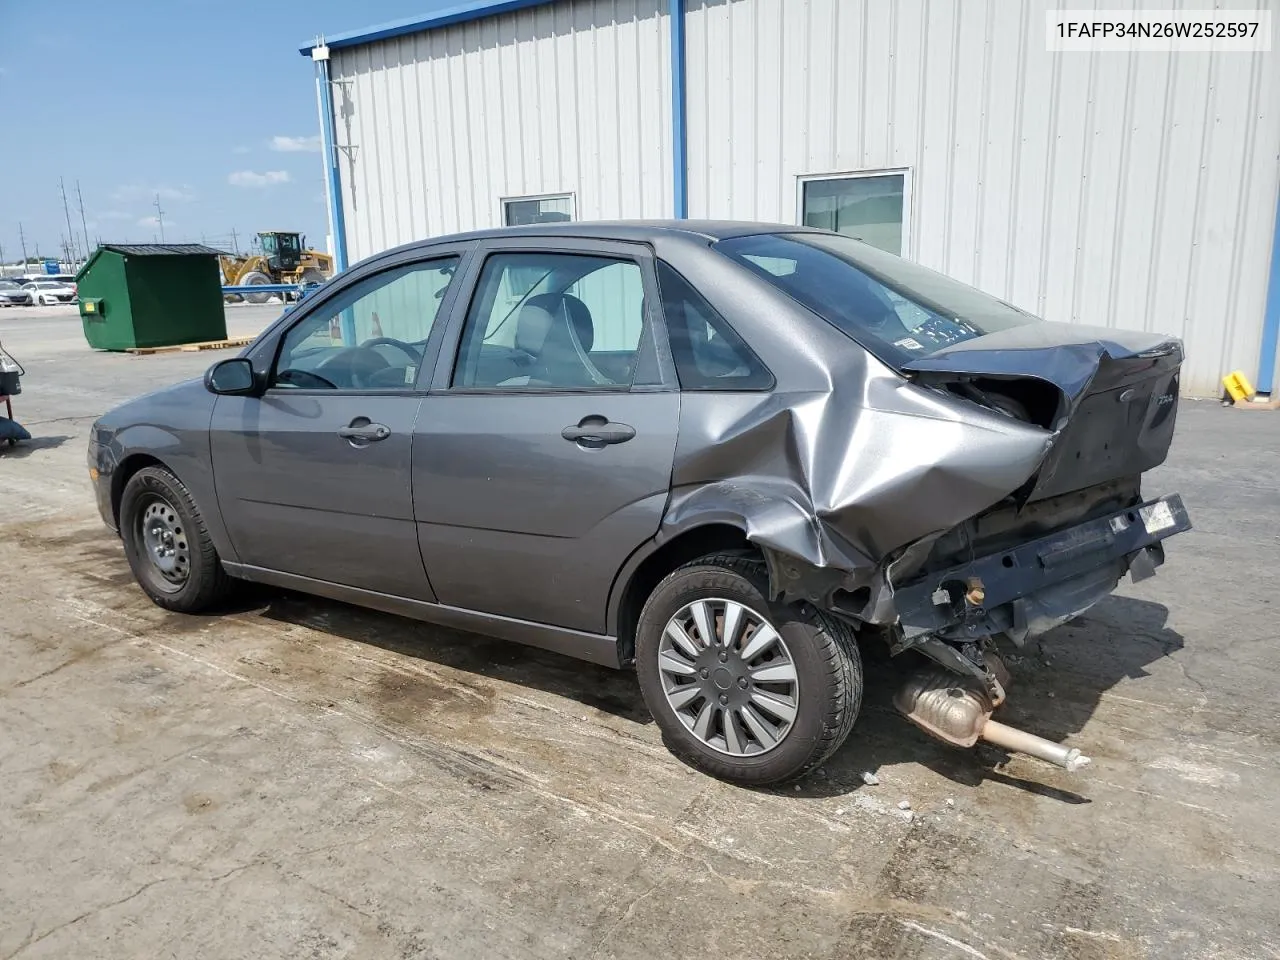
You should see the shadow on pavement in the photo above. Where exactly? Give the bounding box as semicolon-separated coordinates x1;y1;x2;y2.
791;594;1181;802
0;434;71;458
253;588;653;725
182;576;1180;799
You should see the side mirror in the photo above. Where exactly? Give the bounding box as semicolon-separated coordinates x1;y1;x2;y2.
205;357;259;396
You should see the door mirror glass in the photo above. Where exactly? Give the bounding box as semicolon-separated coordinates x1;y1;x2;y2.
205;357;257;395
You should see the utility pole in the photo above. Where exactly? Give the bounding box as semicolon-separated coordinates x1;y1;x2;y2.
229;227;239;254
59;178;79;262
154;194;166;242
75;180;91;258
18;222;29;265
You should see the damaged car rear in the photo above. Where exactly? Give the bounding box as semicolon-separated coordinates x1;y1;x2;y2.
90;220;1189;786
671;230;1191;779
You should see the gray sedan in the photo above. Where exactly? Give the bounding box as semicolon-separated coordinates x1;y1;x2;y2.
89;221;1190;784
0;280;33;306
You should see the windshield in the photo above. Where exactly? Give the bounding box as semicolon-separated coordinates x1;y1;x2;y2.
0;281;18;289
715;232;1038;363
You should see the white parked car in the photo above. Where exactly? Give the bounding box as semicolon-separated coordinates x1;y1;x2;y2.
22;280;77;305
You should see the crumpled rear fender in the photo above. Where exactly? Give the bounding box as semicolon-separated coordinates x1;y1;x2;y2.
662;370;1053;620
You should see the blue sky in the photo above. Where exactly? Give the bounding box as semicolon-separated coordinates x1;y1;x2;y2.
0;0;445;262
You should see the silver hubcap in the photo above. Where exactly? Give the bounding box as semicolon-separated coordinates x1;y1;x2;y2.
658;598;799;756
140;499;189;584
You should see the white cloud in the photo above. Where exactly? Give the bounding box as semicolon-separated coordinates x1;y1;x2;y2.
228;170;291;188
136;216;175;229
270;135;321;153
231;145;251;155
98;210;133;220
112;183;195;203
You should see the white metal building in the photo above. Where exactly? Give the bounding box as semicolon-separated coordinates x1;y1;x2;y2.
302;0;1280;397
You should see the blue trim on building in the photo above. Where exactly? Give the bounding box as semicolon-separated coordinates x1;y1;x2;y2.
298;0;558;55
316;54;355;343
1256;186;1280;395
669;0;687;219
317;56;349;276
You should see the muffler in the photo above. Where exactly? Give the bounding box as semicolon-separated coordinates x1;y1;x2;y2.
893;662;1091;772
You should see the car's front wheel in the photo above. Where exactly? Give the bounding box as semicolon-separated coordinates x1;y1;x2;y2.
635;554;862;785
119;465;235;613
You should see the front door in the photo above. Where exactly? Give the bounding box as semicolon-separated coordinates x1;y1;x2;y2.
414;241;680;634
210;254;463;599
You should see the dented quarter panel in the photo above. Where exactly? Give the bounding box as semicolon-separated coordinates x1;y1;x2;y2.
646;235;1185;627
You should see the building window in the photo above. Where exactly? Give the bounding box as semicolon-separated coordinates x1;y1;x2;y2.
799;171;909;256
502;194;575;226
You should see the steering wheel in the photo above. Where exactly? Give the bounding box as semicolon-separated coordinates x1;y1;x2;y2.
360;337;421;364
316;346;392;389
276;368;338;390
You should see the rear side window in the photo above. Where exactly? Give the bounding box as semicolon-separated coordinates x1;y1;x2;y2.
655;261;772;391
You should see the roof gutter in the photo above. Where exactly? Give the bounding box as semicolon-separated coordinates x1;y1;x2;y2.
298;0;558;55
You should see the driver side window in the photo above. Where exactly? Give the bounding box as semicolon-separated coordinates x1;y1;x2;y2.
272;257;459;391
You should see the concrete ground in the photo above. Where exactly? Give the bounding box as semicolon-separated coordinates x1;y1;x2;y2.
1;303;1278;960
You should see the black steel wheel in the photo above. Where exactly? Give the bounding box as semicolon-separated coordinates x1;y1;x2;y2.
635;554;862;785
119;465;235;613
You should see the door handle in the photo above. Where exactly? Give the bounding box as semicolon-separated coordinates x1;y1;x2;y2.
561;416;636;446
338;421;391;442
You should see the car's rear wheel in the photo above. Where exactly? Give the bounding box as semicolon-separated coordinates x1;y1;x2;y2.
120;465;235;613
635;554;862;785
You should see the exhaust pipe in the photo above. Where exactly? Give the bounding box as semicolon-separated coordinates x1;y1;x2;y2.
979;720;1091;772
893;662;1092;772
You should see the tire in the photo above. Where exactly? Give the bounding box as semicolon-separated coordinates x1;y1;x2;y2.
635;554;862;785
239;270;273;304
119;465;235;613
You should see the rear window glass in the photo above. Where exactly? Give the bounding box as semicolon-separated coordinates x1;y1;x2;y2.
656;261;772;391
715;233;1038;364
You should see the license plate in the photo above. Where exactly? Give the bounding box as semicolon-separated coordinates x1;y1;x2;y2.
1140;500;1176;534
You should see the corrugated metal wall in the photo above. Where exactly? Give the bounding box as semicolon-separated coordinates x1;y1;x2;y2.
685;0;1280;396
330;0;672;265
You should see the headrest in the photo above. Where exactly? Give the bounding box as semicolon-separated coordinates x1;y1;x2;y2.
515;293;594;356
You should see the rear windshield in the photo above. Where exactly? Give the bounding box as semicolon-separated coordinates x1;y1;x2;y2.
715;232;1038;363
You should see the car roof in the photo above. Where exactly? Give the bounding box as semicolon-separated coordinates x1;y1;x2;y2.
386;219;826;252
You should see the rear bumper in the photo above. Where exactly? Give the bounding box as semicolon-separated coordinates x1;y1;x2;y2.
895;494;1191;644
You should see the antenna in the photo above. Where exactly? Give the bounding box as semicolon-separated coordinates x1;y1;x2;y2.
76;180;92;258
60;178;79;261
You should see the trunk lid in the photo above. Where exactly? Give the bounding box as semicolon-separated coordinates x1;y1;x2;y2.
903;322;1182;502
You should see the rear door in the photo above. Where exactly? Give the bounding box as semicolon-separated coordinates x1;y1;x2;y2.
413;238;680;633
209;250;466;599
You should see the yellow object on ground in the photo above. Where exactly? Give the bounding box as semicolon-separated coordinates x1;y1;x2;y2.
1222;370;1255;403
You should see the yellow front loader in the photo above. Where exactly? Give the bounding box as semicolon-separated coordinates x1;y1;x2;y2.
221;231;334;303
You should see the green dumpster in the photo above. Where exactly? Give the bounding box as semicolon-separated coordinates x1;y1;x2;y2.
76;244;227;351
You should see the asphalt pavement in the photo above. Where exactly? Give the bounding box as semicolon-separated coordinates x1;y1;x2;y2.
1;303;1278;960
